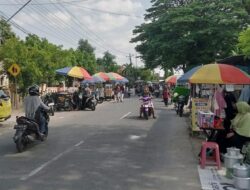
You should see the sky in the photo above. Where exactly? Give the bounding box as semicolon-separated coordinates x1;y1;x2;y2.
0;0;156;72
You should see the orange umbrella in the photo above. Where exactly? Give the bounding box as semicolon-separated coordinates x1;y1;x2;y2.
165;75;177;84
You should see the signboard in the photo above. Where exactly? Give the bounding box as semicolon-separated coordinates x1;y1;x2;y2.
8;63;21;77
191;98;210;131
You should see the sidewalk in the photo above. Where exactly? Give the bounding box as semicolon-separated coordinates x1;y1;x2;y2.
0;108;24;132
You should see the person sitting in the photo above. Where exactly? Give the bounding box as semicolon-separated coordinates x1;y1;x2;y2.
81;84;91;109
24;85;50;138
139;87;156;119
218;101;250;153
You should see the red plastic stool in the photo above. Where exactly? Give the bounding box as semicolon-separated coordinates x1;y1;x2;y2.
200;141;221;170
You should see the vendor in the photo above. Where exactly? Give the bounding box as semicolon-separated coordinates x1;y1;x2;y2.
218;101;250;153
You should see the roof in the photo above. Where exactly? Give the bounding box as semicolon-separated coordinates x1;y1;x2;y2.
217;55;250;74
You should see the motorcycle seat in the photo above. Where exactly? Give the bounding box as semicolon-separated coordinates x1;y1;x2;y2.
17;116;38;127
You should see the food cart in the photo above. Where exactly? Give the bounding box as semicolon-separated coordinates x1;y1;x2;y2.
104;84;113;100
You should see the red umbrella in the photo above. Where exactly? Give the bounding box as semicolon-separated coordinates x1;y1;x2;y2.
165;75;177;84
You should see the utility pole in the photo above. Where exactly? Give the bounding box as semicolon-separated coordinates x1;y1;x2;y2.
0;0;32;44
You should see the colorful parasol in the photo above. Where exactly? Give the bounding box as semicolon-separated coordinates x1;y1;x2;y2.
81;75;105;84
56;66;92;79
177;66;202;83
93;72;111;81
107;72;124;80
165;75;178;84
189;63;250;84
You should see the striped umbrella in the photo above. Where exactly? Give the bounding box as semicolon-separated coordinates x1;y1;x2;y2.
56;66;92;79
81;75;105;84
93;72;111;81
177;66;202;83
107;72;124;80
189;63;250;84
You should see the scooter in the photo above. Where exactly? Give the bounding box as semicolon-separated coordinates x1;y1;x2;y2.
140;96;152;120
13;109;51;153
82;95;96;111
176;95;185;117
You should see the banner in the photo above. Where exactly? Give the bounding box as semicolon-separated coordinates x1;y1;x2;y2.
191;98;210;131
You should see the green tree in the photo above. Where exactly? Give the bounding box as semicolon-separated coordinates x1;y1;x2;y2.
0;19;15;44
238;27;250;57
76;39;97;74
96;51;119;72
131;0;250;72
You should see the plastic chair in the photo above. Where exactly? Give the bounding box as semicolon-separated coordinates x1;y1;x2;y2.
200;141;221;169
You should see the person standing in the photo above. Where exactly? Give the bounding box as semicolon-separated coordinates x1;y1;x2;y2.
120;84;125;102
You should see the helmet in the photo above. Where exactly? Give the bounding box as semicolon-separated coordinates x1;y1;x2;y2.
173;92;179;97
28;84;39;96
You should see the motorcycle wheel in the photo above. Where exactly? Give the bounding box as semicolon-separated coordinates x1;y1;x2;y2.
179;107;183;117
143;110;149;120
97;98;103;104
16;137;25;153
90;102;96;111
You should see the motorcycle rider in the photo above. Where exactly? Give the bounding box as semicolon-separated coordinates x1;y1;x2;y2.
139;86;156;119
24;85;50;138
82;83;91;109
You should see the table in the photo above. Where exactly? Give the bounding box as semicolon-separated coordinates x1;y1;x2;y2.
200;125;225;141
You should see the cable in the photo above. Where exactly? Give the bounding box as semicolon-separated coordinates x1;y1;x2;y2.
1;7;77;47
7;0;32;22
0;0;89;6
52;2;127;55
57;2;129;55
29;3;81;42
65;2;142;19
48;2;113;53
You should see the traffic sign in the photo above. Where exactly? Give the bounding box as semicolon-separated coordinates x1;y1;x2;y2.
8;63;21;77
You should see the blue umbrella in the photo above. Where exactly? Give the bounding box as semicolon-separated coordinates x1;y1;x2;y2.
120;77;129;83
177;66;202;83
81;76;105;84
55;67;71;76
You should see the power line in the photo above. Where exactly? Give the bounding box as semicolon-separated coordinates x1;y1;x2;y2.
26;4;80;43
48;2;113;53
66;2;142;19
0;0;88;6
6;0;32;22
57;2;129;55
0;12;30;34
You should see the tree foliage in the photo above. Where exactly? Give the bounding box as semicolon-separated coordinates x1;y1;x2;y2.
131;0;250;72
238;27;250;58
0;19;99;93
96;51;120;72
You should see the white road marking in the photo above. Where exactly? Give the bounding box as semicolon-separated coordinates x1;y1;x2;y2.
120;112;131;119
74;140;84;147
20;140;84;181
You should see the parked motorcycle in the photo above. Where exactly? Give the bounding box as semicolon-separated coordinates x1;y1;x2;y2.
13;109;50;153
82;95;96;111
54;92;74;111
140;96;152;120
176;95;185;117
95;94;105;104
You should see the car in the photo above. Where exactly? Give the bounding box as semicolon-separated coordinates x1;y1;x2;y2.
0;88;11;121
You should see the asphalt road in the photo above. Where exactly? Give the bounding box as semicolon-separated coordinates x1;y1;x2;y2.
0;97;201;190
